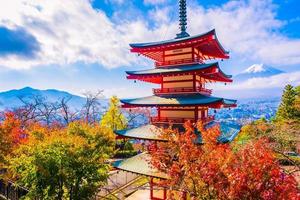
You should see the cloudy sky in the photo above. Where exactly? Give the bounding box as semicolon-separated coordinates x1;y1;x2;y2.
0;0;299;99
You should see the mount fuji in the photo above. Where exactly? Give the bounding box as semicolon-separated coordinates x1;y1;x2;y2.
234;64;284;81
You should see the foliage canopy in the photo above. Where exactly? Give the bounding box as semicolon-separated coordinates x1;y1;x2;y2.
7;121;115;200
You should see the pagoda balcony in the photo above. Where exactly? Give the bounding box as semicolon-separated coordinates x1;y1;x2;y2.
150;115;215;125
153;87;212;95
155;58;202;67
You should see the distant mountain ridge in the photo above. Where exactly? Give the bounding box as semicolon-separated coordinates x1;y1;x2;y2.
0;87;107;110
235;64;284;81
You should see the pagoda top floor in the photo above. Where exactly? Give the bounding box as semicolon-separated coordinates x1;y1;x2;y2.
130;29;229;67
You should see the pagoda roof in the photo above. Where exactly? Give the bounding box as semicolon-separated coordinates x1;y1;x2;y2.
218;123;241;143
130;29;229;61
115;124;167;142
126;62;232;83
130;29;228;53
121;94;237;108
130;30;214;48
113;152;168;179
114;122;240;143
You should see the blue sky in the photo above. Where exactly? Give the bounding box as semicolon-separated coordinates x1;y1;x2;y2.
0;0;299;99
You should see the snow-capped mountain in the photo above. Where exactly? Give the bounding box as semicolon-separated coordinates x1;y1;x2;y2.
0;87;107;110
235;64;284;81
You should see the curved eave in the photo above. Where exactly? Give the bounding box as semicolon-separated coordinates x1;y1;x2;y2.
130;30;214;48
121;95;237;108
126;63;233;83
114;125;167;142
218;122;241;143
126;63;216;76
121;101;237;109
130;29;229;59
114;122;240;145
113;153;168;179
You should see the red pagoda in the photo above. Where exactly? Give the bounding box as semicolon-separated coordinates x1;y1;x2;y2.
113;1;239;199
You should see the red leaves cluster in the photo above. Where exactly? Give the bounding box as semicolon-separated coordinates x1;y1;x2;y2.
0;112;27;146
149;122;299;200
226;139;298;200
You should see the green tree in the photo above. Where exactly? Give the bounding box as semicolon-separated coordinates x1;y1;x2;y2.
8;122;114;200
294;85;300;117
276;84;298;120
100;96;127;131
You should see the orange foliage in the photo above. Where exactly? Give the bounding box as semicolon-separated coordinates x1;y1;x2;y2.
0;112;27;146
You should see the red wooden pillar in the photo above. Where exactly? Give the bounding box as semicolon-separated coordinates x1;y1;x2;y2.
195;106;198;122
162;50;165;65
193;73;196;91
163;187;167;200
150;178;154;200
158;107;161;121
181;191;187;200
192;47;195;62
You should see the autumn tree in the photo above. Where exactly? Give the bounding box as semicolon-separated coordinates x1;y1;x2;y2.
0;112;26;169
7;121;115;200
237;85;300;158
149;122;299;200
100;96;127;131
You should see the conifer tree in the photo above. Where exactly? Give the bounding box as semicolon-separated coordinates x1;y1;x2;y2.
100;96;127;131
294;85;300;117
276;84;297;120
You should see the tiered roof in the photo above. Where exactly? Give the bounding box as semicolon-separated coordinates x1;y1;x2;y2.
126;62;232;83
121;94;237;108
113;152;168;179
130;30;229;67
115;125;166;142
115;123;240;143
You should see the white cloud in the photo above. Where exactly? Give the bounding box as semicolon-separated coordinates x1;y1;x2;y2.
212;71;300;91
184;0;300;67
0;0;299;71
0;0;140;69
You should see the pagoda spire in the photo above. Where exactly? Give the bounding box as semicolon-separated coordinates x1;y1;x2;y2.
176;0;190;39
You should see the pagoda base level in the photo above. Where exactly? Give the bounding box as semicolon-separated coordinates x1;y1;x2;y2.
150;178;167;200
150;178;187;200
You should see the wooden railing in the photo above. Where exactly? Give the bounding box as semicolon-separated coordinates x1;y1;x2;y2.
0;180;28;200
150;115;215;124
153;87;212;95
155;58;202;67
151;117;194;124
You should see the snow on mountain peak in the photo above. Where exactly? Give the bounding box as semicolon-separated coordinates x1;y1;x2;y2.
235;64;284;81
244;64;267;73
